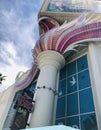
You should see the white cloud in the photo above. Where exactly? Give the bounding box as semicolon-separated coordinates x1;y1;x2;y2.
3;41;16;58
7;43;16;58
0;53;29;90
0;41;28;90
1;66;28;91
0;0;44;92
0;6;39;67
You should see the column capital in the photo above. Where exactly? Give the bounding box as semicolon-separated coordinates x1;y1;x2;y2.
37;50;65;70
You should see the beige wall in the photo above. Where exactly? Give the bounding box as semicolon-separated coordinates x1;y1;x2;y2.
88;43;101;130
0;86;13;129
0;85;21;129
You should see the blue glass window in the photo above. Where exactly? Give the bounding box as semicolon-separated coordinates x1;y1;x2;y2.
56;118;65;125
78;70;91;90
79;88;95;114
58;79;66;97
56;97;65;118
77;55;88;72
67;75;77;93
56;55;97;129
60;66;66;80
66;116;79;129
26;83;36;92
67;93;78;116
67;61;76;76
81;113;98;130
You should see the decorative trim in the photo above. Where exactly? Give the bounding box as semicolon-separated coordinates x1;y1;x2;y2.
15;14;101;89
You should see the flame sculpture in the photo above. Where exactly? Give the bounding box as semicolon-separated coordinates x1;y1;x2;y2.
15;14;101;89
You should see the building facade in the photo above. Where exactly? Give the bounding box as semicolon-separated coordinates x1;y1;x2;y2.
0;0;101;130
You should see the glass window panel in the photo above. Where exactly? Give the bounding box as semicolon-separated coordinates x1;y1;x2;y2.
56;54;97;129
60;66;66;80
67;93;78;116
79;88;95;114
67;61;76;76
80;113;98;130
67;75;77;93
55;118;65;125
66;116;79;129
78;70;91;90
58;79;66;97
56;97;65;118
77;55;88;72
26;83;36;92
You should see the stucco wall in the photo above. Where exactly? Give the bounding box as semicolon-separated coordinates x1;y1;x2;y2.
0;85;20;129
88;43;101;130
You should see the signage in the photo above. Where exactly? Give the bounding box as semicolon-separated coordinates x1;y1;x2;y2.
47;0;101;13
10;90;34;130
18;91;34;113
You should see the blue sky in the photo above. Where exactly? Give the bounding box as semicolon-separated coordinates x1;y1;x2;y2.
0;0;44;92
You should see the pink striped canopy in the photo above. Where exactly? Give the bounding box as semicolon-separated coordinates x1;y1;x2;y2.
16;14;101;89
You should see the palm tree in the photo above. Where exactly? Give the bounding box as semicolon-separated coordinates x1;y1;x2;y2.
0;73;6;84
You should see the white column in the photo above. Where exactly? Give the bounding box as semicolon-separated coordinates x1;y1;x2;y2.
30;51;65;128
88;43;101;130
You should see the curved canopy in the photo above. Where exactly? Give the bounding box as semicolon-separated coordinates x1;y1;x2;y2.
38;16;59;33
15;14;101;89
